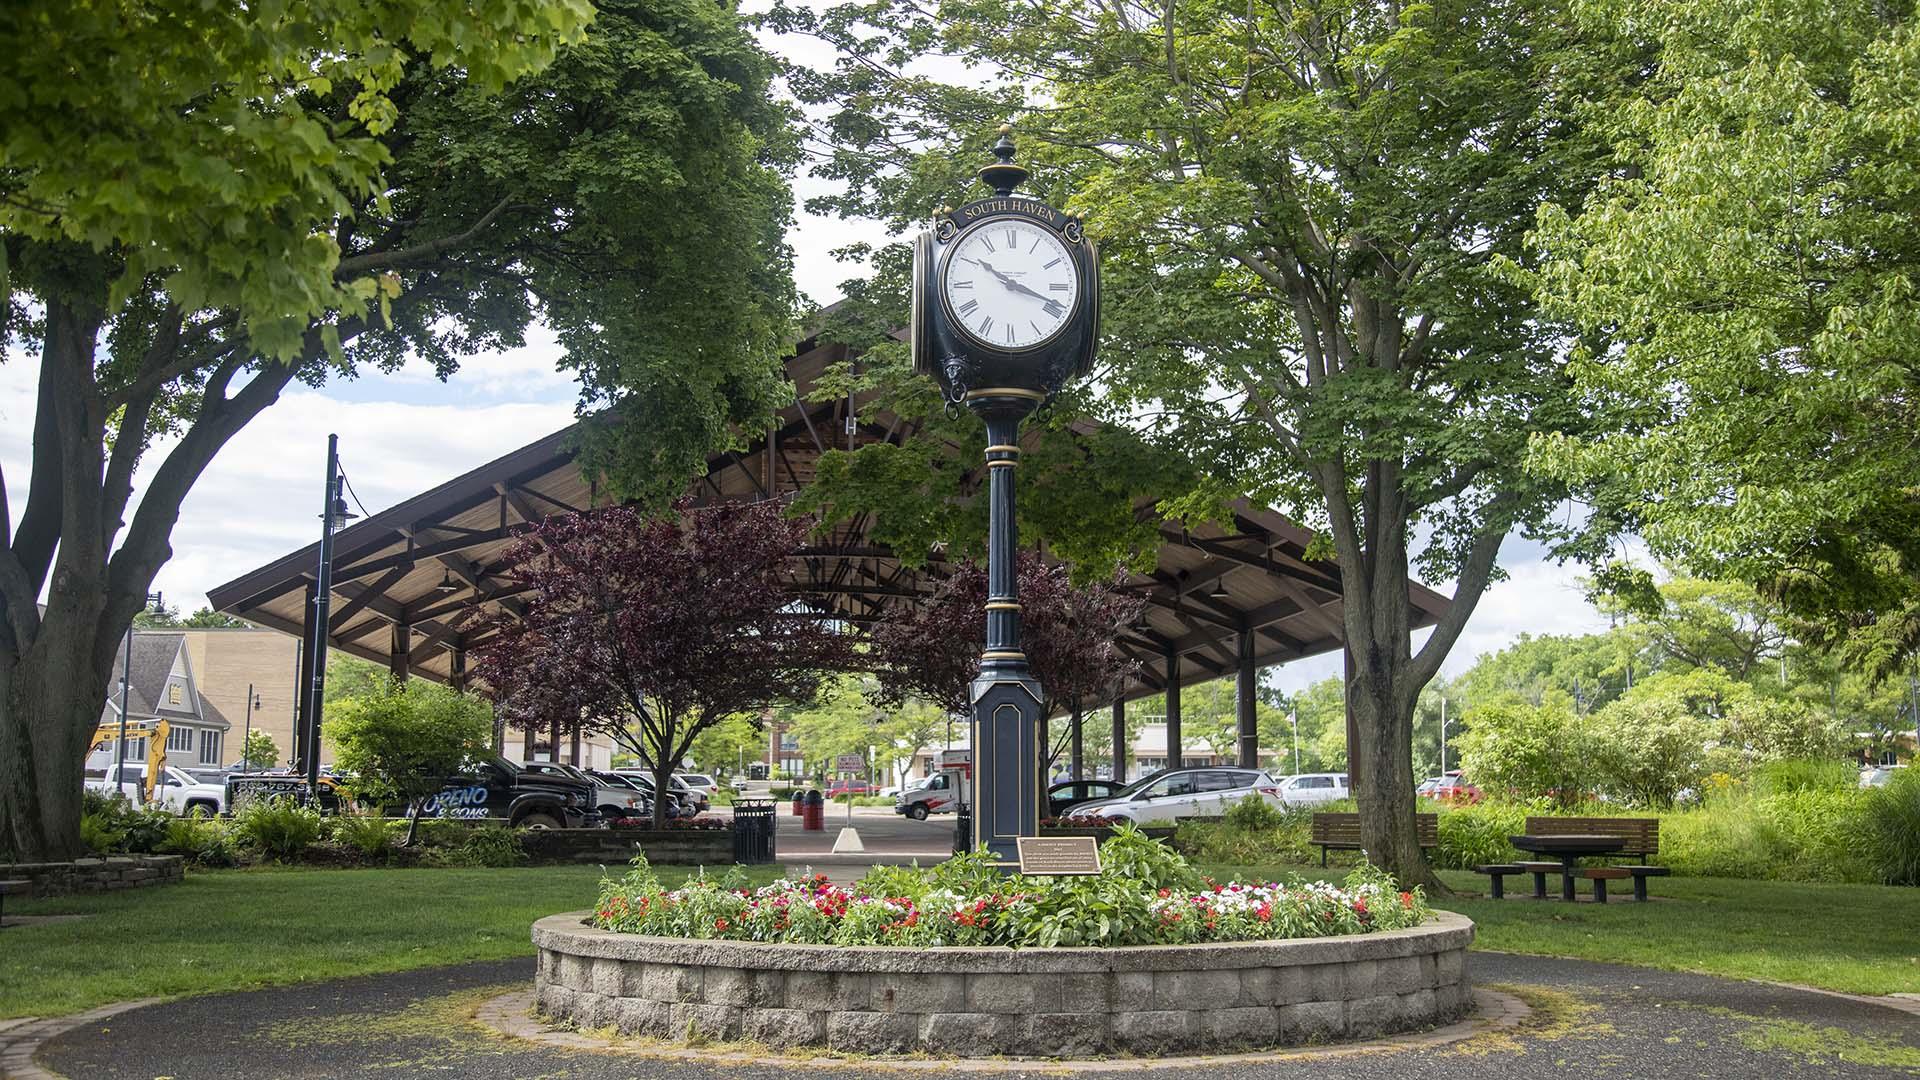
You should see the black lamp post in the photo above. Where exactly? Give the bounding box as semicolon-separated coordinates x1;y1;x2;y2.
910;126;1099;862
301;433;357;792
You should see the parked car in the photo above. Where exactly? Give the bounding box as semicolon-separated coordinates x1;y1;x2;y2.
677;773;719;807
1271;772;1350;807
825;780;878;798
1421;771;1481;803
894;772;964;819
1062;767;1286;825
1047;779;1128;819
611;769;705;814
86;763;226;817
417;757;594;829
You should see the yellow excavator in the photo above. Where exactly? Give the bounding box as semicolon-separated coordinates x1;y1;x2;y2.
89;718;171;803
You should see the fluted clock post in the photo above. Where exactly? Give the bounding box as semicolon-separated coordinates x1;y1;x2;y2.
909;126;1099;863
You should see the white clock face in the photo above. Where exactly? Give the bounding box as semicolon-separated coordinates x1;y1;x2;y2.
942;217;1079;350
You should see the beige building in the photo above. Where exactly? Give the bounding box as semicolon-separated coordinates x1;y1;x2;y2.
181;627;309;769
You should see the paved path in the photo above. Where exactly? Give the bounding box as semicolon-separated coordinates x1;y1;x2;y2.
26;953;1920;1078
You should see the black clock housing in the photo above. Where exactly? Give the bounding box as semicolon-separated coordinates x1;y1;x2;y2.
911;158;1099;405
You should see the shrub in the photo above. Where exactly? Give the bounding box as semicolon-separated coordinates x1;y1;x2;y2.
79;810;124;854
1454;693;1598;807
333;813;399;860
1431;801;1527;870
1173;803;1318;866
231;797;325;860
1223;794;1289;830
1752;759;1856;796
1657;788;1872;883
78;796;172;854
437;823;526;867
160;817;234;867
1858;768;1920;886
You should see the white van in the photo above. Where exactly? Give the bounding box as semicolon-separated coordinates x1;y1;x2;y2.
1273;772;1350;807
893;772;966;819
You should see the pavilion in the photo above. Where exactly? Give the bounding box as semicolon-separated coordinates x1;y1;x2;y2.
207;321;1450;779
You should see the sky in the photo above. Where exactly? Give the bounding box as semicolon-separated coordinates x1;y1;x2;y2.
0;24;1615;698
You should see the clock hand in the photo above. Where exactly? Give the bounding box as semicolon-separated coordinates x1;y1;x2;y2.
977;260;1052;303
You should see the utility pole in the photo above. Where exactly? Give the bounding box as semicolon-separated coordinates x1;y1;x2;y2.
114;591;163;805
302;434;355;792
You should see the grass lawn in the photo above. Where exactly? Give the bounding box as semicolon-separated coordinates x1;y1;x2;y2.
3;864;617;1018
1203;863;1920;996
6;860;1915;1019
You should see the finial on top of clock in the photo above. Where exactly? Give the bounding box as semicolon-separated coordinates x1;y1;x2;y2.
978;122;1028;197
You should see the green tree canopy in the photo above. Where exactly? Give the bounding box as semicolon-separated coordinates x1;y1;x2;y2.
1526;0;1920;678
0;0;799;861
765;0;1636;886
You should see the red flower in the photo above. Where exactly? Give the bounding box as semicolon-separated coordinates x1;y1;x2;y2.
1400;891;1414;909
715;917;730;931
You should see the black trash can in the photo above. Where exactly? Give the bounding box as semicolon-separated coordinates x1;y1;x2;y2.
731;799;777;865
954;805;971;855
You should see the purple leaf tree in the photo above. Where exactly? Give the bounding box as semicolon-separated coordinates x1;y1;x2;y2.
473;499;854;827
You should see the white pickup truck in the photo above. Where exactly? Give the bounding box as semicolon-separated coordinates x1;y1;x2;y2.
87;763;227;816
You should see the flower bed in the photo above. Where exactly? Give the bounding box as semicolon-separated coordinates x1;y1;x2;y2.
591;827;1431;948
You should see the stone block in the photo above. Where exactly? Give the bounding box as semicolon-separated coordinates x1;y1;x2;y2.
1343;993;1412;1038
742;1007;825;1048
640;962;702;1003
589;958;624;997
123;868;155;881
965;973;1036;1014
572;990;613;1029
1017;1012;1110;1058
1029;972;1111;1012
1344;956;1425;998
613;998;670;1038
920;1012;1013;1056
1152;968;1242;1010
704;966;783;1008
1109;1010;1192;1056
785;971;870;1012
1275;1000;1344;1044
536;983;576;1019
1114;971;1154;1006
1399;988;1436;1026
871;971;960;1013
670;1003;741;1043
826;1010;917;1054
1203;1006;1278;1050
1434;947;1465;988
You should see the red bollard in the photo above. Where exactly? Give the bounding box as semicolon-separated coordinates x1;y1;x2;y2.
790;791;805;817
803;789;825;831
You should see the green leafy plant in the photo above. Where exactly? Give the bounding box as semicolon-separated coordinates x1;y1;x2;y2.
1431;802;1528;870
1753;759;1857;796
160;817;234;867
1858;768;1920;887
437;823;526;868
231;797;325;861
333;814;399;861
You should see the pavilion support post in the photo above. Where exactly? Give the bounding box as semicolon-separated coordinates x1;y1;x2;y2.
1165;648;1183;771
450;648;468;693
1237;630;1258;769
1111;696;1126;783
292;584;317;775
1069;702;1083;781
389;622;410;685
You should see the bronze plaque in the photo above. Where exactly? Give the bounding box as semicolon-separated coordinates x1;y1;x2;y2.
1016;836;1102;876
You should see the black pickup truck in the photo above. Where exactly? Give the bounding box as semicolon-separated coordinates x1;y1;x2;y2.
417;756;594;829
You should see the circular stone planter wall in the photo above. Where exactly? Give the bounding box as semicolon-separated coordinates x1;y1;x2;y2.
530;911;1473;1057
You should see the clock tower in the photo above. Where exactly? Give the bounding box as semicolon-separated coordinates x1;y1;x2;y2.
910;126;1100;863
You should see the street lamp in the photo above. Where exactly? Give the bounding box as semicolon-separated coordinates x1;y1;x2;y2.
302;433;357;793
115;591;165;805
240;685;263;772
911;126;1099;862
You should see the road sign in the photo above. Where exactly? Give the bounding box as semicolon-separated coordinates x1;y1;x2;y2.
834;753;866;774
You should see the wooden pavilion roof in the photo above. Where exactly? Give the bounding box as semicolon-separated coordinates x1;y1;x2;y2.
207;324;1451;701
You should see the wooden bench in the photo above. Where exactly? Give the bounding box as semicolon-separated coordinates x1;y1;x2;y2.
1471;864;1522;898
1515;860;1573;900
1579;866;1631;903
1523;815;1661;860
1310;813;1438;866
0;879;29;928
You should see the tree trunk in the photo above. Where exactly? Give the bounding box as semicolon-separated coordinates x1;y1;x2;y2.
651;755;672;831
1348;668;1442;891
1;605;117;861
404;799;424;847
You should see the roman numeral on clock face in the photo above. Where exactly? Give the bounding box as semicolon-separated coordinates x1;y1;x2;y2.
1049;282;1069;291
980;316;994;335
1043;300;1065;318
957;299;978;315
